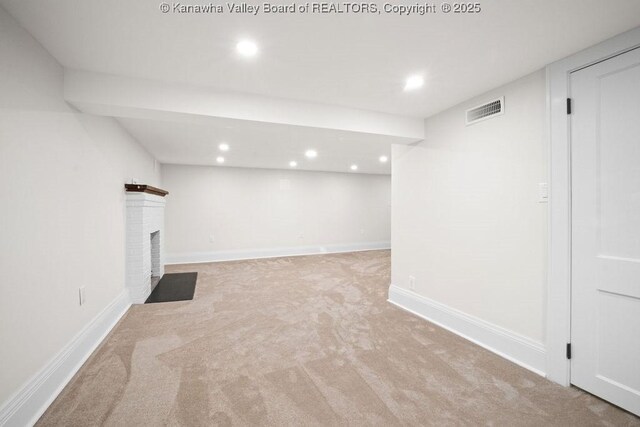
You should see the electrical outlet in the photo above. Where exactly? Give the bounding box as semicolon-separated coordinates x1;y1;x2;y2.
280;179;291;191
79;287;86;306
408;275;416;291
209;234;215;243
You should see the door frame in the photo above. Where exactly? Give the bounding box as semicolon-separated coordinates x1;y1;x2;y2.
546;26;640;386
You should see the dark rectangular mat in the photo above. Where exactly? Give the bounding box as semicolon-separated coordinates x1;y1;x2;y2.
145;272;197;304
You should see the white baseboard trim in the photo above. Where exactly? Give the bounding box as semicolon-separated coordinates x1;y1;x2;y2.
388;284;546;377
0;291;131;427
165;241;391;265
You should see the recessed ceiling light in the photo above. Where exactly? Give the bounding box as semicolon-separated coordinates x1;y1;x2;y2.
289;161;297;167
305;149;317;159
216;156;225;163
350;164;358;171
379;155;388;163
404;75;424;91
219;143;230;151
236;40;258;57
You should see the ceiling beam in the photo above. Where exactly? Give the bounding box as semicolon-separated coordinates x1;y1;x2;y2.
64;69;424;141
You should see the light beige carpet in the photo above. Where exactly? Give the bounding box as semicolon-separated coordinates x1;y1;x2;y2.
38;250;639;426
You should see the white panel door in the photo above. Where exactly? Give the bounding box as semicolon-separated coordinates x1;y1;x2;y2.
570;47;640;416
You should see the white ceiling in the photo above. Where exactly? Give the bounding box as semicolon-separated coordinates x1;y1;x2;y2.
3;0;640;118
117;116;404;174
3;0;639;173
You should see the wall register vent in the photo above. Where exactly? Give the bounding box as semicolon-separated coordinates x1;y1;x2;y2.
466;97;504;125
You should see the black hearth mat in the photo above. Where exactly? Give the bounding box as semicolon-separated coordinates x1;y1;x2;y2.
145;272;197;303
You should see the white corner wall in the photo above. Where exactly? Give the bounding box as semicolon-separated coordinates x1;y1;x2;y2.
0;6;160;424
162;165;390;263
390;70;548;373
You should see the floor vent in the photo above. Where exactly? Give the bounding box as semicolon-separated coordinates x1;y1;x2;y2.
466;97;504;125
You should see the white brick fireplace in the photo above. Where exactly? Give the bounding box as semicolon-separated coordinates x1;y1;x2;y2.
125;185;167;304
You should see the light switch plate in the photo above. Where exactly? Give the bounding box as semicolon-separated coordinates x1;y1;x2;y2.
538;183;549;203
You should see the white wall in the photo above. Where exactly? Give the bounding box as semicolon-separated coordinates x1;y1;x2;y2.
0;6;160;407
391;70;548;344
162;165;390;261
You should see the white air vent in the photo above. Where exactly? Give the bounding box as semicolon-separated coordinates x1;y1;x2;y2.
466;97;504;125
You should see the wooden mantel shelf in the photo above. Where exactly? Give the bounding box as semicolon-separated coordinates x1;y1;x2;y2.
124;184;169;197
